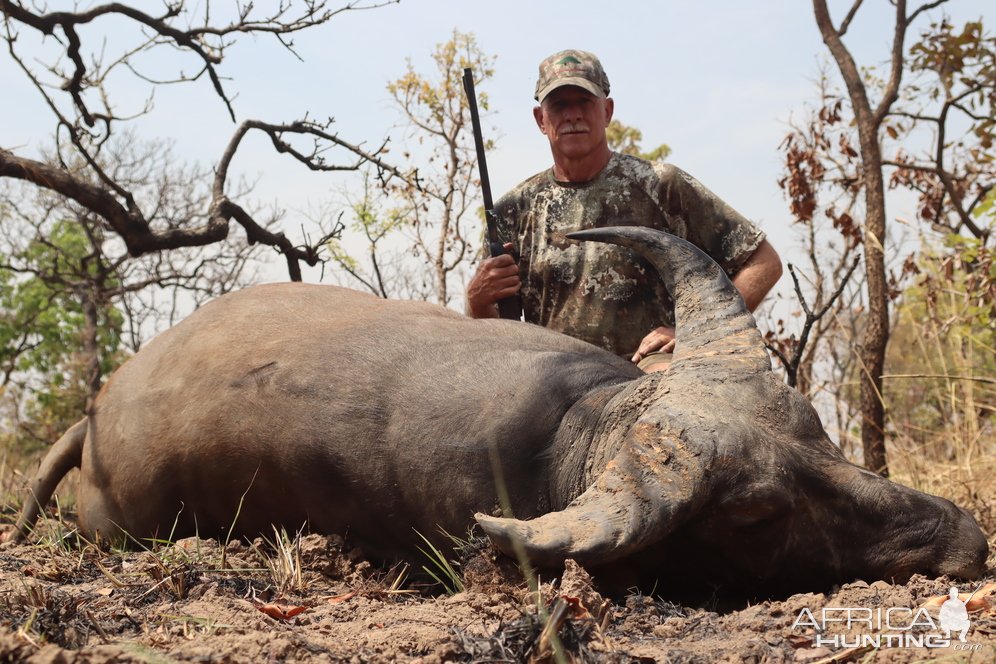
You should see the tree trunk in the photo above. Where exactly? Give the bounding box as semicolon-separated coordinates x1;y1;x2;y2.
812;0;909;476
81;290;102;413
858;152;890;476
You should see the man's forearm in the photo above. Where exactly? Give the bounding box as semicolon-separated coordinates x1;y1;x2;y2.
732;239;783;311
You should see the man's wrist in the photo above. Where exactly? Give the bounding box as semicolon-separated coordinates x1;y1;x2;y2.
467;300;499;319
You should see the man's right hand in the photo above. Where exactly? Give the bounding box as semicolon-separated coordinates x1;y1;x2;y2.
466;242;521;318
631;326;677;363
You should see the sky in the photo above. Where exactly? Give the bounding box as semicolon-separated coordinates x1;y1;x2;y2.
2;0;991;293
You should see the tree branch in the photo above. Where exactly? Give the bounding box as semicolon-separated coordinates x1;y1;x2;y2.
906;0;949;27
872;0;908;128
838;0;864;36
769;256;862;388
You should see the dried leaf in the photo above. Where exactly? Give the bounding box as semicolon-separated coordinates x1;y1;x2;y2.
21;564;63;581
920;582;996;612
326;590;358;604
255;601;309;620
559;594;593;620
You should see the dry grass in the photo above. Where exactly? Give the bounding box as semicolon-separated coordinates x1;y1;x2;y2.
891;450;996;569
882;301;995;548
251;526;307;597
888;413;996;571
890;449;995;521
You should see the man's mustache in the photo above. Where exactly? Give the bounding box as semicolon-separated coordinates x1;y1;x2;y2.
558;123;590;135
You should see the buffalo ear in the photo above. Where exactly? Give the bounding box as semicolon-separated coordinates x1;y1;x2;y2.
476;424;707;567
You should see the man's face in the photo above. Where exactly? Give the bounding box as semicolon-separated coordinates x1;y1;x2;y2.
534;86;614;162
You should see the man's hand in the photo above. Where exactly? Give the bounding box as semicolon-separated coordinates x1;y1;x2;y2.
466;242;521;318
631;326;676;363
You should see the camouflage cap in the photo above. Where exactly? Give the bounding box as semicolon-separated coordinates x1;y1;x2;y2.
534;49;610;102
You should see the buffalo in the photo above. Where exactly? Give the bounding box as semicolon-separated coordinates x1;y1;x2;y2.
12;227;988;596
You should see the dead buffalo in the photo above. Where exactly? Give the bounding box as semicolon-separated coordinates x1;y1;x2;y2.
11;227;988;596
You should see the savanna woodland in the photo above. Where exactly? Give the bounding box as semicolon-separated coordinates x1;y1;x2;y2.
0;1;993;662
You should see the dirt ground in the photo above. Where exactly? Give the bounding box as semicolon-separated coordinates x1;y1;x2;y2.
0;521;993;664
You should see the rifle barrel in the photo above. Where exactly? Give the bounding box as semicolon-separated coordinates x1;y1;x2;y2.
463;67;523;321
463;68;497;240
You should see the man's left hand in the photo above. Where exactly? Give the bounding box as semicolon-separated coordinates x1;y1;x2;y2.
631;326;676;363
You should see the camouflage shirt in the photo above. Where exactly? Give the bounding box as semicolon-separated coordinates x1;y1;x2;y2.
493;153;765;357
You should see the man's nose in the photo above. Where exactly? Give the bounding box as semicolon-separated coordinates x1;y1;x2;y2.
564;103;584;119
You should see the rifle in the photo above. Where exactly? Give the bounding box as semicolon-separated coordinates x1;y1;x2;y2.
462;67;523;321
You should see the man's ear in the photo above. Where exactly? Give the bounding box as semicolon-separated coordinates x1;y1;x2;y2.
604;97;615;126
533;106;547;134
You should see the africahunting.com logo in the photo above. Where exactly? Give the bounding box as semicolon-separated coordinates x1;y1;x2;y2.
792;585;986;651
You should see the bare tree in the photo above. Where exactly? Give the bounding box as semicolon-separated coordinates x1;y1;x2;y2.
384;30;495;306
325;30;496;306
765;259;861;391
785;6;993;474
0;136;267;446
0;1;413;281
774;72;866;399
811;0;958;476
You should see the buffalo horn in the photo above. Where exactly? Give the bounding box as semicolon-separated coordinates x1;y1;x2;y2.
476;423;704;566
567;226;769;374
